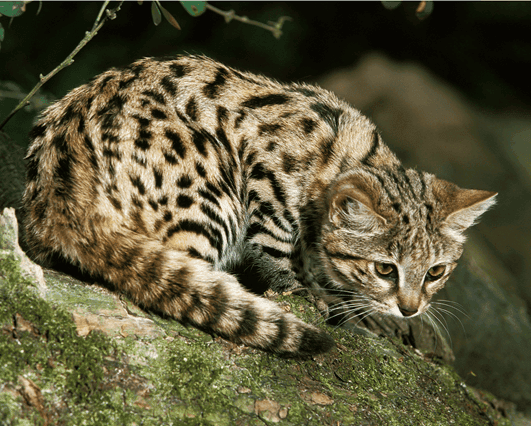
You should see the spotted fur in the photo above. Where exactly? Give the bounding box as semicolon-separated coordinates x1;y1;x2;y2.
22;55;496;356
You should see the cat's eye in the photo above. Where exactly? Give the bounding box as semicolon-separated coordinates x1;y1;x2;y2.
374;262;397;279
426;265;446;281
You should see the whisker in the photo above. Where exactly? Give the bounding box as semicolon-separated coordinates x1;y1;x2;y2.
428;309;452;349
432;306;467;336
424;312;440;351
432;300;470;319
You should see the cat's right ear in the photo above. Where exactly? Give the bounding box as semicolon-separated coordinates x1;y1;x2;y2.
328;186;386;233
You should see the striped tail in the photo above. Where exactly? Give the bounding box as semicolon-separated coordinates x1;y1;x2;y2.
26;224;335;357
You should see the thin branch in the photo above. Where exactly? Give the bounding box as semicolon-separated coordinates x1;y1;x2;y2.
206;4;291;39
0;1;123;131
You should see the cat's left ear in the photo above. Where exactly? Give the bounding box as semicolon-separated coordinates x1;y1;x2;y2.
433;178;497;234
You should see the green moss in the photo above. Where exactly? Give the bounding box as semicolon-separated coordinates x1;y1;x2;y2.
0;249;516;425
0;252;141;425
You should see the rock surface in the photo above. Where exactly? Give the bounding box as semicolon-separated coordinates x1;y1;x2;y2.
1;207;528;425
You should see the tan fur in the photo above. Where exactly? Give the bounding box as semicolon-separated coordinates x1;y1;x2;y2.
22;55;496;355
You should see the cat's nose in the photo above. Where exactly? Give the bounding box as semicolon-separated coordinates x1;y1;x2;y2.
398;304;418;317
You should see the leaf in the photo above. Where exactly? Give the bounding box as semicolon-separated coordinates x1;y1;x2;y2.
158;3;181;30
0;1;25;18
416;1;433;20
180;1;207;17
381;1;401;10
151;1;162;26
0;24;4;43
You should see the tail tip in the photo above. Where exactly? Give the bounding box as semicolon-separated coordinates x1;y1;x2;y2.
289;327;336;358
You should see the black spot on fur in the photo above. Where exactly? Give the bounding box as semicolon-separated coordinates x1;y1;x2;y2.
164;153;179;165
151;108;167;120
281;152;297;174
102;147;121;160
51;134;68;155
133;115;151;128
108;196;122;211
310;103;343;134
244;151;256;167
203;67;229;99
102;132;119;144
177;175;193;188
154;168;163;188
26;155;40;182
54;156;74;198
99;95;126;130
320;137;335;163
258;123;282;136
98;75;114;91
301;118;317;135
29;123;47;140
361;131;380;165
170;63;189;78
83;135;99;170
130;175;146;195
119;77;136;90
185;96;198;121
295;87;318;97
163;211;172;222
148;199;159;211
266;141;277;152
159;196;169;205
132;196;143;209
192;131;208;157
250;162;266;180
160;76;177;96
177;194;194;208
135;138;150;151
196;162;206;178
241;93;290;109
143;90;165;105
217;105;228;123
165;130;187;159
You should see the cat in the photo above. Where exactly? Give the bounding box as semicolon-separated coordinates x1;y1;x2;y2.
21;55;496;357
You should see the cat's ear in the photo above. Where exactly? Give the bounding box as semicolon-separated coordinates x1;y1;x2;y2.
328;175;386;233
433;178;497;239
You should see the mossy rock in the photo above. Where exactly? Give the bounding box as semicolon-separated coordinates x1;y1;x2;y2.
0;208;523;425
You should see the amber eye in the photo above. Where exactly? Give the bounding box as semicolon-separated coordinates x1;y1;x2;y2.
374;262;397;279
426;265;446;280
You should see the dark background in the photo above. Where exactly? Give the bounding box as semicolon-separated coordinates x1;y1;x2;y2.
2;1;531;139
2;0;531;414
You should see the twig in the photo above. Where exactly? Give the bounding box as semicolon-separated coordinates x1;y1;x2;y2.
0;1;123;131
206;4;291;39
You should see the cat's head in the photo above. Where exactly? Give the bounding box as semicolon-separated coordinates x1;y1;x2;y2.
320;167;496;319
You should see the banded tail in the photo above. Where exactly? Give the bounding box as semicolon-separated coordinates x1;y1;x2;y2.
24;220;334;357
